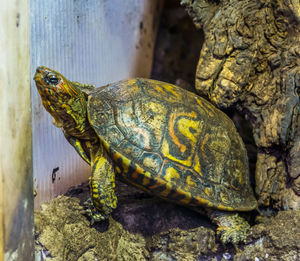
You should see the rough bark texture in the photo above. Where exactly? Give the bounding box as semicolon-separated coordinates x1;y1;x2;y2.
181;0;300;210
34;182;300;260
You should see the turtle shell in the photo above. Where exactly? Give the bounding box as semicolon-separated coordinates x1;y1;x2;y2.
87;78;257;211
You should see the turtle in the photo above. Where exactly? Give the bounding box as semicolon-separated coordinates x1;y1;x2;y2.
34;66;257;244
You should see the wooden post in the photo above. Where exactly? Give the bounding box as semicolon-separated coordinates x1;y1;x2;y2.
0;177;3;260
0;1;33;260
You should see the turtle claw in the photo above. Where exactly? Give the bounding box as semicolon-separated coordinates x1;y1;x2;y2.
215;213;250;245
208;211;251;245
83;198;107;224
217;223;250;245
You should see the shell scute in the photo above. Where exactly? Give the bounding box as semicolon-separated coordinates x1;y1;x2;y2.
161;108;204;168
117;140;143;160
88;78;257;211
141;79;187;104
140;151;163;174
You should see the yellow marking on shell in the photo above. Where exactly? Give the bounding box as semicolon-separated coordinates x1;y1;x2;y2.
101;139;110;151
217;204;234;211
159;182;173;197
135;164;145;175
152;84;183;102
168;186;192;204
162;140;186;167
184;175;196;191
142;171;152;186
122;174;152;194
195;196;212;206
115;166;121;173
121;157;130;174
164;167;180;183
206;201;214;207
154;85;167;95
170;111;198;153
204;187;212;196
113;152;121;162
179;192;191;204
220;192;230;206
161;110;201;166
193;153;202;175
92;143;208;209
195;97;215;117
126;79;137;86
162;83;183;100
178;118;199;145
200;133;210;160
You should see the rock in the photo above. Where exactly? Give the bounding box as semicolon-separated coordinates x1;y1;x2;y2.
235;210;300;261
34;182;300;260
35;195;149;260
35;182;218;260
149;227;217;260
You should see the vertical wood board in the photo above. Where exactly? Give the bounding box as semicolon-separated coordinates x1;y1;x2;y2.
0;0;33;260
31;0;163;208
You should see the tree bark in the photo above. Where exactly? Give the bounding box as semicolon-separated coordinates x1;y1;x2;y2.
181;0;300;210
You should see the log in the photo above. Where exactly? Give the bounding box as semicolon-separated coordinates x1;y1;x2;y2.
181;0;300;209
0;1;33;259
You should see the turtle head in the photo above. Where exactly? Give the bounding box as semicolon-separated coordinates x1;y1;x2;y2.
34;66;93;139
34;66;82;98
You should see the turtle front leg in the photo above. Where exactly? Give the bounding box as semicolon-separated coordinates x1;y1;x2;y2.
206;209;250;245
64;133;91;165
84;147;118;224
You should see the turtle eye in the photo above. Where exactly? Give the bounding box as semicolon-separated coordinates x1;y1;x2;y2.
46;74;60;85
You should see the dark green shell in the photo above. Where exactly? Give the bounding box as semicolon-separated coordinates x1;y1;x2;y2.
87;78;257;211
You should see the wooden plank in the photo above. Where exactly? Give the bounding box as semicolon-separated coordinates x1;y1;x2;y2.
0;174;3;260
31;0;163;208
0;0;33;260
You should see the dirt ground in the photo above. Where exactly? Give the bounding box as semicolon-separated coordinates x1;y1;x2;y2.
35;181;299;260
